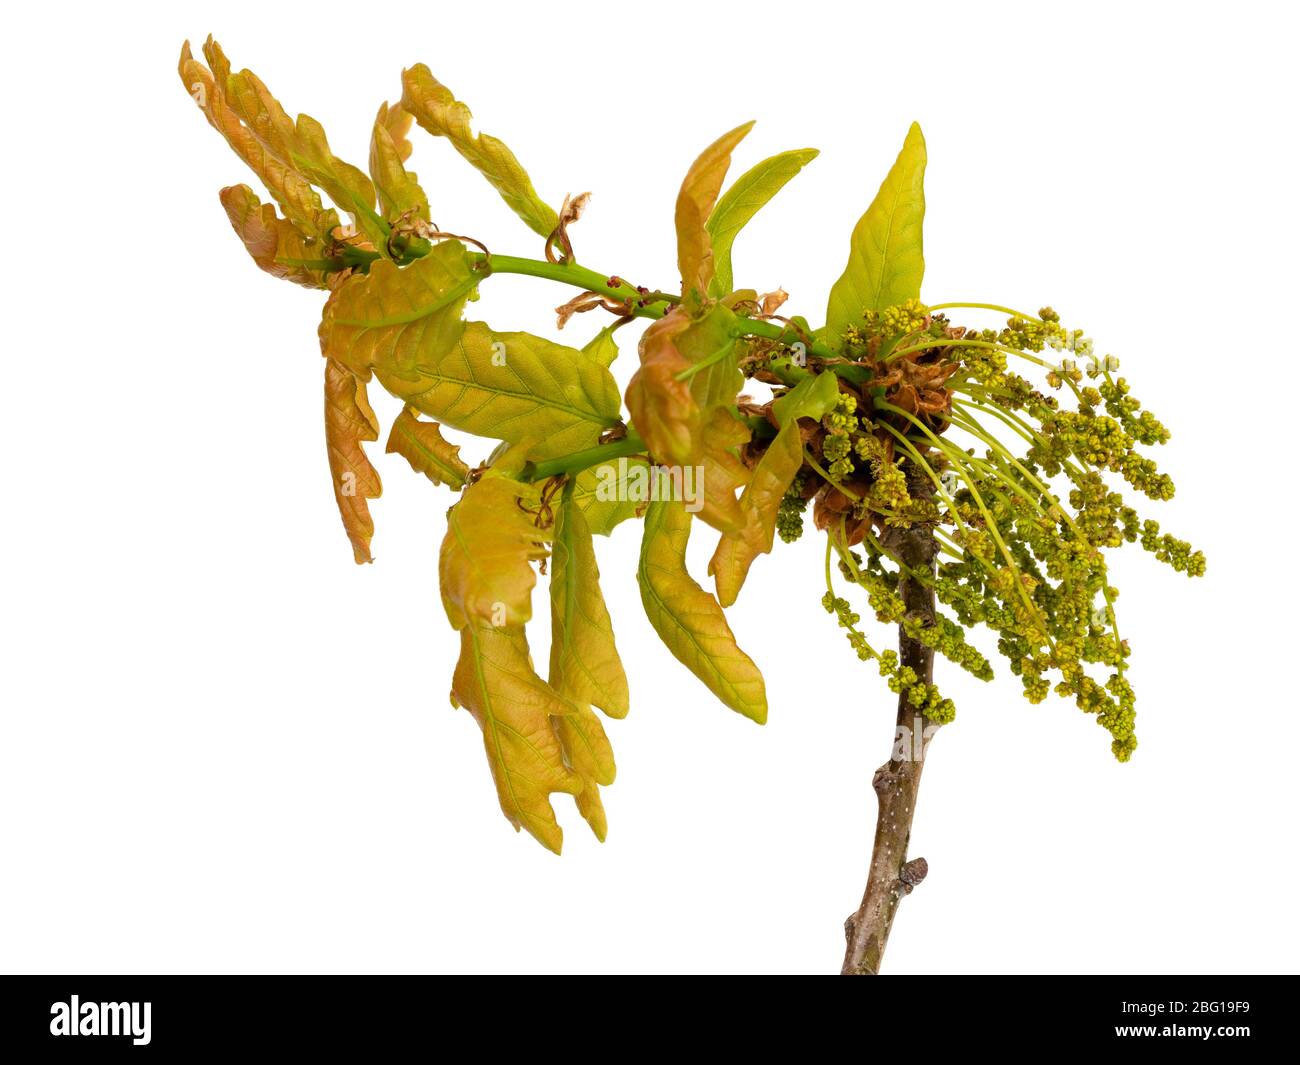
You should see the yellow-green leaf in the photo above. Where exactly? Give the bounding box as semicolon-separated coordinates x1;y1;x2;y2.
180;41;337;242
202;38;388;251
637;500;767;723
451;622;580;853
370;103;429;222
553;703;616;842
219;184;328;288
824;123;926;349
439;474;551;630
320;242;622;460
324;358;382;564
549;487;629;719
319;239;478;377
581;324;620;368
676;122;754;297
401;64;558;237
548;488;623;842
570;460;647;535
706;148;818;298
676;303;745;420
384;406;468;488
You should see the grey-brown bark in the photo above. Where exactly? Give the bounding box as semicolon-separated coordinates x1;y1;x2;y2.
840;516;939;975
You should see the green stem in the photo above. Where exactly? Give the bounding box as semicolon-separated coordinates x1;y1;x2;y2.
528;430;646;480
927;301;1042;321
473;254;674;319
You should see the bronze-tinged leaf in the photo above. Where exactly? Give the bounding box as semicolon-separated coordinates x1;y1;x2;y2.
697;407;750;536
637;500;767;723
824;122;927;348
549;487;629;719
675;121;754;297
219;184;328;288
378;100;415;162
370;103;429;222
201;38;389;251
400;64;558;237
451;622;581;854
324;358;382;564
709;423;800;605
439;474;552;630
180;41;337;242
384;406;468;489
319;239;479;379
624;311;699;466
320;242;622;460
710;372;841;604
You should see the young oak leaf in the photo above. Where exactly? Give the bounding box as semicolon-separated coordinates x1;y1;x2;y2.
389;324;622;462
637;499;767;723
369;103;429;223
324;358;383;564
570;460;647;536
624;310;700;467
549;486;630;719
709;373;840;605
451;622;581;854
824;123;927;349
180;42;338;243
624;303;746;472
676;122;755;298
697;407;751;536
706;148;819;298
400;64;558;238
319;242;621;460
384;406;469;489
553;703;617;842
202;38;389;252
319;239;479;378
677;303;746;424
439;474;552;630
581;324;621;368
219;184;329;288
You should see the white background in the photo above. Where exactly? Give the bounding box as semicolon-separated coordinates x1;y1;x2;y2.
2;1;1297;974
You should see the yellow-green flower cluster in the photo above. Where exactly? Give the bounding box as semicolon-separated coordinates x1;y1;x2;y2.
796;302;1203;762
777;472;810;544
